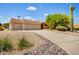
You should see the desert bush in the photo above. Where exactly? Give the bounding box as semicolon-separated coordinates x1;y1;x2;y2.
0;40;3;52
2;38;13;51
0;37;13;51
56;26;68;31
18;37;32;49
0;26;4;31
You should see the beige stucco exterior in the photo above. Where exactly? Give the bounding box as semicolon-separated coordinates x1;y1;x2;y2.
9;18;41;30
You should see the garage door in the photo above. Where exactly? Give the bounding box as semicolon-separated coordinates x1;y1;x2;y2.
24;24;40;30
13;24;22;30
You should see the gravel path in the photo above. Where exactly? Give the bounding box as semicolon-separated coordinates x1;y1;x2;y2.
24;33;68;55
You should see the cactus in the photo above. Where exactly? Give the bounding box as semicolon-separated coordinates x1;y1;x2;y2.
70;4;75;32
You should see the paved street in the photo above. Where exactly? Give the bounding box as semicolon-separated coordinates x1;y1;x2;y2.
19;30;79;55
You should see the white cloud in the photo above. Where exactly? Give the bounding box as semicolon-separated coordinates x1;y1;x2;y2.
24;16;34;20
26;6;37;11
44;13;48;16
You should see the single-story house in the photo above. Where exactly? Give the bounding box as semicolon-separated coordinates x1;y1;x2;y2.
9;18;42;30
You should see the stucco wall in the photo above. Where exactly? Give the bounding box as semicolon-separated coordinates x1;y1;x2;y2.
9;19;41;30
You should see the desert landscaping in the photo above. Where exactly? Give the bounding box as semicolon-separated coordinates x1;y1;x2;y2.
0;31;68;55
0;31;45;55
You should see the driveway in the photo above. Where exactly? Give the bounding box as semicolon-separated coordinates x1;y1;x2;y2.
19;30;79;55
11;30;79;55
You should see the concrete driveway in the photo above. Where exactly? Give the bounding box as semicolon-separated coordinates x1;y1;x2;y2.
13;30;79;55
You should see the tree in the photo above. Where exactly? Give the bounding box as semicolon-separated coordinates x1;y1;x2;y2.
45;14;69;29
49;19;57;29
46;15;51;25
70;4;75;32
3;23;9;29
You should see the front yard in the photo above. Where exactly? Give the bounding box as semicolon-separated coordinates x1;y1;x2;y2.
0;30;68;55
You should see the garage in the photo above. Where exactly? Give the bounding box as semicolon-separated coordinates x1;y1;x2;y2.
9;18;41;30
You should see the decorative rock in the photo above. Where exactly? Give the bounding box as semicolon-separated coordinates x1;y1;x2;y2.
24;33;68;55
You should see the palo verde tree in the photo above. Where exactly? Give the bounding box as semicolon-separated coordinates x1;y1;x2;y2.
46;14;69;30
70;4;75;32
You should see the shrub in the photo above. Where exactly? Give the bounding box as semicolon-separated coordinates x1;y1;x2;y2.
0;40;3;52
2;37;13;51
18;37;32;49
0;26;4;31
56;26;68;31
0;37;13;52
74;28;79;31
3;23;9;29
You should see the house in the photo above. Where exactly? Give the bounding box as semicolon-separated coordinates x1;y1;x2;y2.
74;24;79;28
9;18;42;30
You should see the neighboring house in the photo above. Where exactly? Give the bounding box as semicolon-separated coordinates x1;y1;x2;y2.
9;18;42;30
74;24;79;28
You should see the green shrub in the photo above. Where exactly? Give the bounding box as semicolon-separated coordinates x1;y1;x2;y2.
0;26;4;31
2;38;13;51
18;37;32;49
74;28;79;31
0;37;13;52
56;26;68;31
0;40;3;52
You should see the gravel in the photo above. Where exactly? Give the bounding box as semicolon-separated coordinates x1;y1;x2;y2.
24;33;68;55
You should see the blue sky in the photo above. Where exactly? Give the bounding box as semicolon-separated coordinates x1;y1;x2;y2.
0;3;79;24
